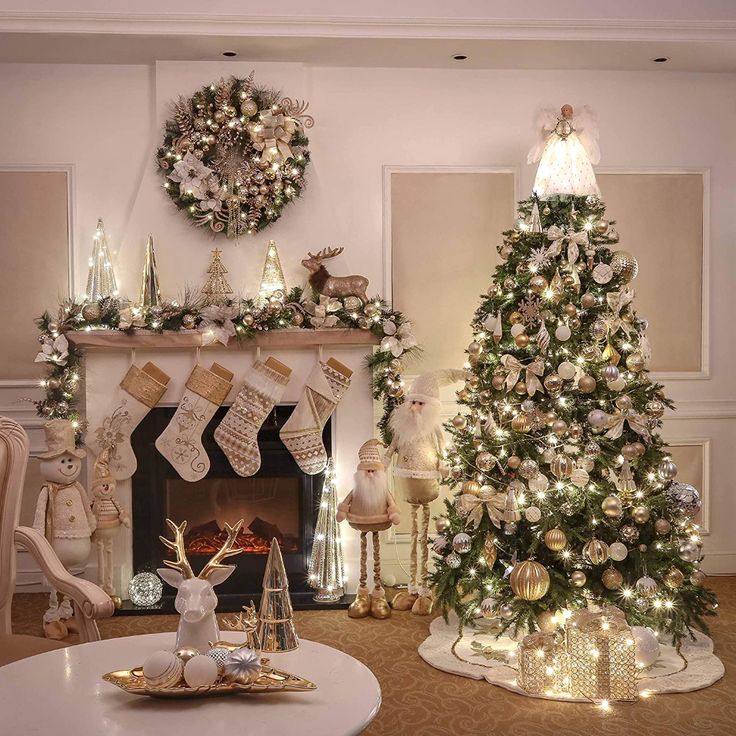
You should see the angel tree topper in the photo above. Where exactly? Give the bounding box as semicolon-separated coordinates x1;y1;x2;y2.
158;518;244;652
527;104;600;199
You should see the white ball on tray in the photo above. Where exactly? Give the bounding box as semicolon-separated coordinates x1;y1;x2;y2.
184;654;220;688
142;650;183;688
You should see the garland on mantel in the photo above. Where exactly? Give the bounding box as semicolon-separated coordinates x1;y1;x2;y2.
34;287;419;444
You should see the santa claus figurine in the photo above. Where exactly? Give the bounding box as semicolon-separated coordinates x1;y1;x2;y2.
337;440;400;619
91;447;130;597
32;419;97;638
384;370;463;615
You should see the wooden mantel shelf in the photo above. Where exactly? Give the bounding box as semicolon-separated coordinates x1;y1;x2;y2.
66;328;380;351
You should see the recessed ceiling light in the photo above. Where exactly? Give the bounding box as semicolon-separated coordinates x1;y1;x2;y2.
452;54;468;61
652;57;669;63
223;51;237;57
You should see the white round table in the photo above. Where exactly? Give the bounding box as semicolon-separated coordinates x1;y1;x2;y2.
0;633;381;736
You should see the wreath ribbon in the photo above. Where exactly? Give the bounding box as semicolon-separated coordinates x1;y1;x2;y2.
249;111;298;163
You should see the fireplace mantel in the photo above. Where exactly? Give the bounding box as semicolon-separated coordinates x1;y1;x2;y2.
68;328;379;351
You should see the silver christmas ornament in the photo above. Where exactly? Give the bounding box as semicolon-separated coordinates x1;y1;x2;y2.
664;482;701;518
658;459;678;480
207;646;232;673
452;533;472;554
128;572;164;606
222;647;262;685
636;576;658;598
678;541;700;563
446;552;462;569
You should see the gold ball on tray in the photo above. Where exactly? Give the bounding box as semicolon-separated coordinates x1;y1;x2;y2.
510;560;550;601
544;528;568;551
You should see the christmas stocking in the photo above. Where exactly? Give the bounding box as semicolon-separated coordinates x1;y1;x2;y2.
279;358;352;475
214;357;292;477
155;363;234;482
88;362;170;480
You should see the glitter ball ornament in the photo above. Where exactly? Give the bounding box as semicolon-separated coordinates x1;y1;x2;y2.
611;251;639;282
658;459;678;480
634;597;649;613
519;459;539;479
602;495;623;518
584;441;601;458
609;542;629;561
207;646;232;673
446;552;462;569
570;570;587;587
476;451;494;471
636;576;658;598
544;528;567;551
620;525;639;544
655;518;672;535
678;541;700;563
510;560;550;601
128;572;164;606
602;568;624;590
435;516;451;534
664;482;701;518
507;455;521;470
631;506;651;524
626;352;645;373
453;533;472;554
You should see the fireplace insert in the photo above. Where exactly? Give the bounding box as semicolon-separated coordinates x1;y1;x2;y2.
126;403;332;612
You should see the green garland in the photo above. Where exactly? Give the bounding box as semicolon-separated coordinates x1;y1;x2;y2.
34;288;417;444
156;74;312;238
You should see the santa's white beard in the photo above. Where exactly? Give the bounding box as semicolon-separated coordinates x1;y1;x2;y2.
353;470;388;516
389;400;442;444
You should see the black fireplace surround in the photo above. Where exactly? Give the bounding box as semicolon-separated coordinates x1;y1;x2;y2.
124;404;333;613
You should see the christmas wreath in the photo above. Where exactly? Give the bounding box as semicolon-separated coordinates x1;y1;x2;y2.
156;73;313;238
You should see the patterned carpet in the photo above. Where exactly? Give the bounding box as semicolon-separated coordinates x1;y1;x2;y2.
11;577;736;736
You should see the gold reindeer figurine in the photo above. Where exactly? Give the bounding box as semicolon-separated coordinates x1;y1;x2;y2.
302;246;369;302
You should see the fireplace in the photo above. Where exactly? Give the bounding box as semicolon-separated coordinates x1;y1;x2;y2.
126;404;331;612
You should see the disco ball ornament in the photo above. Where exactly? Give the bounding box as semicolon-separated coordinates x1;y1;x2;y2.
611;250;639;282
206;646;232;673
446;552;462;569
453;533;472;554
678;541;700;563
608;542;629;562
664;482;701;518
128;572;163;606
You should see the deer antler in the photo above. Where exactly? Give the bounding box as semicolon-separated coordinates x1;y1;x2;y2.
159;519;194;579
198;519;245;580
307;246;343;261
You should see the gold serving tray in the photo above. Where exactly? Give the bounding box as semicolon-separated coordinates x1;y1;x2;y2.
103;659;317;699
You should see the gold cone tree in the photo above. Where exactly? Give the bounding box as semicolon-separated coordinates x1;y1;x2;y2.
430;194;716;643
202;248;233;306
257;538;299;652
258;240;287;302
138;234;162;309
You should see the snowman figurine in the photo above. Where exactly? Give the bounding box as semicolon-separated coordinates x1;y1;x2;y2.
90;447;129;597
32;419;96;636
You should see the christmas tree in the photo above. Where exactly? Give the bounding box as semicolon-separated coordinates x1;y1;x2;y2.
307;460;345;602
258;240;287;302
138;234;162;308
202;248;233;305
85;218;118;301
431;107;716;642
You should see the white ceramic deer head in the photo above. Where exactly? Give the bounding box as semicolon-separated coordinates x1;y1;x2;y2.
157;518;243;653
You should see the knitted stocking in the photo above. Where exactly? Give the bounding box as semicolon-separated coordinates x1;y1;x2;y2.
155;363;233;482
279;358;352;475
87;362;170;480
214;357;292;477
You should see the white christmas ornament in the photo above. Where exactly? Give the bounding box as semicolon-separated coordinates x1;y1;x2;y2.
143;650;183;688
184;654;219;688
528;475;549;493
557;361;577;380
524;506;542;523
510;323;526;338
607;376;626;392
483;314;497;332
631;626;660;668
555;324;572;342
609;542;629;561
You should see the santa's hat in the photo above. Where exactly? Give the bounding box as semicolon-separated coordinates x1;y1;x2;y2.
93;447;114;486
406;369;465;406
357;439;384;471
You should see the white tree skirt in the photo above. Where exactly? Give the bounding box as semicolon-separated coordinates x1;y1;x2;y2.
419;613;724;702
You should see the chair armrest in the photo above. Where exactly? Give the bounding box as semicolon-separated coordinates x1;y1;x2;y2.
15;526;114;641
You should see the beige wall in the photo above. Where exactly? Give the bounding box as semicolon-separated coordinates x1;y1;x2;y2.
598;173;704;374
0;170;70;380
391;171;515;374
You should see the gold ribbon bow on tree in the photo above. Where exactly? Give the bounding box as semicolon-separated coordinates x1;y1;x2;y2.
605;409;651;442
500;355;545;396
248;110;298;163
605;286;635;337
545;225;589;265
457;491;508;530
118;307;147;330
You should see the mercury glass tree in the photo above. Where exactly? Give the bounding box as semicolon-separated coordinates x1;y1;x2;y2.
85;218;118;301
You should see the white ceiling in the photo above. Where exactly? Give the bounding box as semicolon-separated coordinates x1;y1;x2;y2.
1;5;736;70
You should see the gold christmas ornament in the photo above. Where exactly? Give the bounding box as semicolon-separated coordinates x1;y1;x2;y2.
611;251;639;282
511;413;532;433
544;528;568;551
507;455;521;470
551;454;574;479
664;567;685;589
544;373;563;394
631;506;651;524
461;480;481;496
514;380;528;395
551;419;568;436
467;341;482;355
570;570;587;587
581;292;597;309
510;560;550;601
435;517;451;534
658;459;678;480
578;375;597;393
491;375;505;390
452;413;468;429
646;399;665;418
654;518;672;535
621;443;638;460
530;275;548;294
483;534;497;567
583;539;610;565
515;333;530;348
602;567;624;590
625;352;645;373
602;495;623;518
594;219;610;235
563;303;577;317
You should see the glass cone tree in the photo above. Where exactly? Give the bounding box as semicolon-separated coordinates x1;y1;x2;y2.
430;193;716;642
